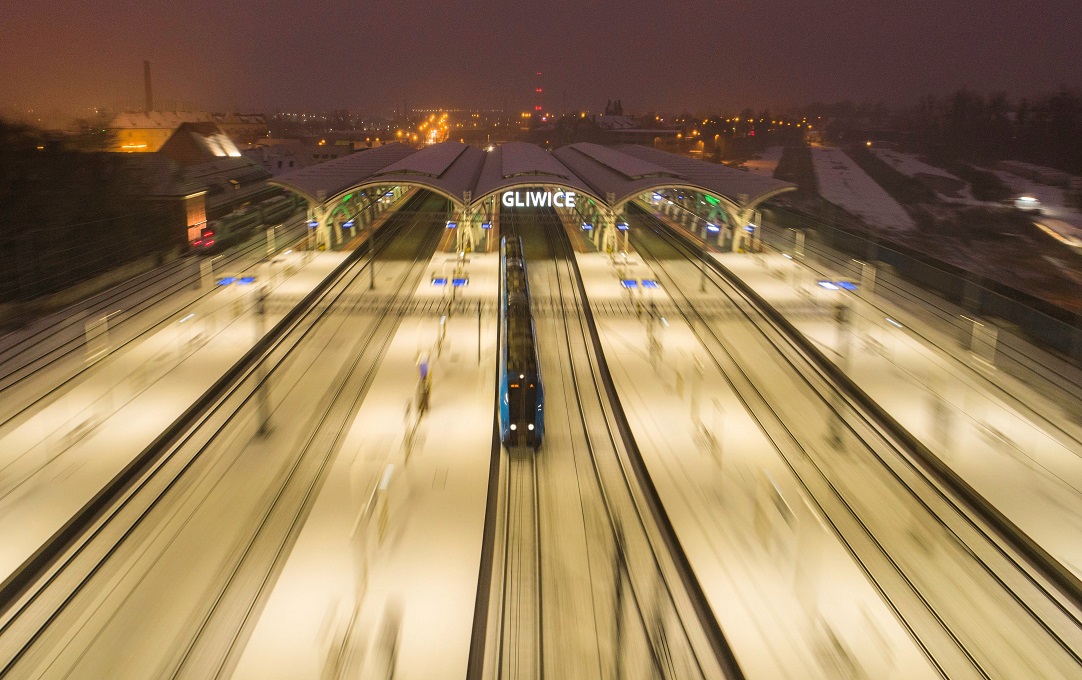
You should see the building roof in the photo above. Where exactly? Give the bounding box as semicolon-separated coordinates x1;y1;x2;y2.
270;140;795;213
109;111;214;130
268;143;417;203
473;141;598;203
158;122;242;165
615;144;795;208
366;141;487;205
124;154;269;200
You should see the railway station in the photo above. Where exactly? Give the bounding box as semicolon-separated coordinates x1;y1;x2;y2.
270;140;795;256
3;140;1082;679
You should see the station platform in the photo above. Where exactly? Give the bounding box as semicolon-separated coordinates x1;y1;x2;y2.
715;248;1082;580
231;252;500;679
0;250;347;585
575;250;937;678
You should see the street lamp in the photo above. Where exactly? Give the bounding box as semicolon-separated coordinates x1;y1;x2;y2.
616;221;629;254
481;220;492;253
446;220;459;253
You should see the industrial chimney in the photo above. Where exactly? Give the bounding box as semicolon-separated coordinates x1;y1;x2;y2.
143;60;153;113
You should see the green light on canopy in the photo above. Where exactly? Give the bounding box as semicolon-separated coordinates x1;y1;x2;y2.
704;195;720;206
342;193;353;202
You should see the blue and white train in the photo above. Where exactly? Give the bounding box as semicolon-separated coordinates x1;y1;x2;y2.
498;237;544;449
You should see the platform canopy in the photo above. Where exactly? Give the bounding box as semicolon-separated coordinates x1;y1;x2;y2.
270;140;794;215
267;143;417;205
552;142;794;213
472;141;600;205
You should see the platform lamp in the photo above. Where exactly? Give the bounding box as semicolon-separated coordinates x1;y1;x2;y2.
701;223;720;292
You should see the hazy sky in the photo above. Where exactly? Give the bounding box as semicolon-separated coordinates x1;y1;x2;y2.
3;0;1081;120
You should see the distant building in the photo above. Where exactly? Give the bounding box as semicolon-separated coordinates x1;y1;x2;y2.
109;111;216;154
107;112;281;245
211;112;269;146
594;115;679;145
242;140;306;176
123;154;275;244
108;111;268;155
541;113;680;147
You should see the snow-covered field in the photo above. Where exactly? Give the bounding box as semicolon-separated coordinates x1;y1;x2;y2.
994;170;1082;231
871;149;976;202
743;146;784;177
811;147;916;231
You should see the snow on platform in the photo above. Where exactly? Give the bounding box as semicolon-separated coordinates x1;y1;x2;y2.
719;250;1082;583
0;251;346;584
230;253;499;680
575;252;936;679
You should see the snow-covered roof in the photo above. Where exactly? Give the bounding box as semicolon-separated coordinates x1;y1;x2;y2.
268;143;417;204
553;143;794;210
367;141;487;205
473;141;598;203
270;140;795;212
109;111;214;129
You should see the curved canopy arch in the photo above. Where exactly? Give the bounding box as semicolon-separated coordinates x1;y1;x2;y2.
553;143;795;221
323;179;464;212
267;140;795;249
471;180;606;215
471;141;604;210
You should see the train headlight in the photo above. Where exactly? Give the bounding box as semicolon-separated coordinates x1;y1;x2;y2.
510;424;517;431
528;424;534;430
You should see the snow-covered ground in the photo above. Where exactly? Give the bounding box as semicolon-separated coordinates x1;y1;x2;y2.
232;254;499;680
810;147;916;231
994;170;1082;232
0;249;345;586
743;146;784;177
871;149;977;202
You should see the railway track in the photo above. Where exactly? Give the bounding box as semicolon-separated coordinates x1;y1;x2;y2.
498;447;542;677
629;205;1082;678
0;216;307;428
0;193;450;678
473;204;740;679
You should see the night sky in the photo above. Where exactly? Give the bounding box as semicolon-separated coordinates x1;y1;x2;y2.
3;0;1082;120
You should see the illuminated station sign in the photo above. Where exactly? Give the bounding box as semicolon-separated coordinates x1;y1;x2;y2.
501;189;577;208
